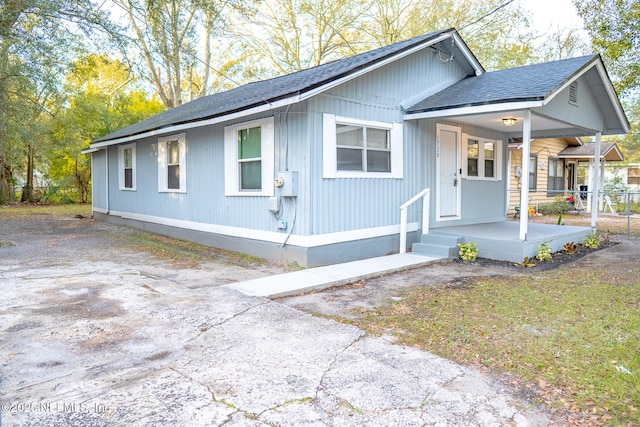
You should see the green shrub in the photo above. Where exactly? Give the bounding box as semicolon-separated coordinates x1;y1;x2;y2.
457;242;478;262
583;231;601;249
537;196;573;215
536;242;552;262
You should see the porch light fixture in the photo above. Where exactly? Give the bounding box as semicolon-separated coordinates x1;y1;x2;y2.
502;117;517;127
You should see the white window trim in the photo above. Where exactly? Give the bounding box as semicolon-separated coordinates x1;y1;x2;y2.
118;143;136;191
462;133;502;181
157;133;186;193
323;113;403;179
224;117;275;197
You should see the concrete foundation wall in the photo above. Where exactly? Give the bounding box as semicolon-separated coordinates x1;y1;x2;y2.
94;212;418;268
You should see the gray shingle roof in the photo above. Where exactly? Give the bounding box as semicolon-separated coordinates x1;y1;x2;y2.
558;142;624;161
406;55;599;113
94;29;453;144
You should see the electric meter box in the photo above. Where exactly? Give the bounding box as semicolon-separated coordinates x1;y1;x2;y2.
276;171;298;197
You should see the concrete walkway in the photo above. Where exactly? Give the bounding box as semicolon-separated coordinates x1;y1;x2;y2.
226;253;445;297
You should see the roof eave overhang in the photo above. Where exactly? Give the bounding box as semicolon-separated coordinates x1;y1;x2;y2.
404;100;544;120
89;95;302;148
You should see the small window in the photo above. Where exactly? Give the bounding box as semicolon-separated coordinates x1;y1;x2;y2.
467;139;479;177
484;142;495;178
158;133;186;193
167;139;180;190
463;135;500;180
547;158;564;195
118;143;136;190
224;117;274;196
529;155;538;190
238;126;262;190
628;167;640;185
323;114;403;179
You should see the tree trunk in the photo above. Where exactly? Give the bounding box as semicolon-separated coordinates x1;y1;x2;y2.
21;143;34;202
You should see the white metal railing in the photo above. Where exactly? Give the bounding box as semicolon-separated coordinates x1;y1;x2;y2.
399;188;430;254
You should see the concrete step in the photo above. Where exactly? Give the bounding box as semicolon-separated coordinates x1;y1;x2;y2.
412;233;465;258
411;242;459;258
419;233;465;246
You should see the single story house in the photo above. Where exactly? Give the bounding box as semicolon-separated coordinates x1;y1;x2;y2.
86;28;629;266
508;139;624;214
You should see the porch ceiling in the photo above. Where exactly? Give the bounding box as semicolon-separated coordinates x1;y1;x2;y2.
446;110;594;139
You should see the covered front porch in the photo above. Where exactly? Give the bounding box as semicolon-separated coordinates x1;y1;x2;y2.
424;221;592;263
403;54;629;262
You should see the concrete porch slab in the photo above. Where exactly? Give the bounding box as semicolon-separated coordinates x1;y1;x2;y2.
429;221;593;263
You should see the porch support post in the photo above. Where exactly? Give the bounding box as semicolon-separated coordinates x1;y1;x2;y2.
519;110;532;241
591;132;602;229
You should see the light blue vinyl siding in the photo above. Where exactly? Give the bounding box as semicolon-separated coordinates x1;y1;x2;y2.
534;75;604;133
304;49;470;235
99;40;489;238
105;108;311;236
91;149;107;211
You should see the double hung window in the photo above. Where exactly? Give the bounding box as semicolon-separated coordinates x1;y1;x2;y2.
118;143;136;190
158;133;186;193
323;114;403;179
464;136;500;180
224;117;274;196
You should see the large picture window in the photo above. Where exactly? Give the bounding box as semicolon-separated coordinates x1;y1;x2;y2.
224;117;274;196
118;143;136;190
323;114;403;179
463;135;501;180
158;133;186;193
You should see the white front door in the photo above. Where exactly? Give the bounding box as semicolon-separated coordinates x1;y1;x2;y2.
436;124;461;219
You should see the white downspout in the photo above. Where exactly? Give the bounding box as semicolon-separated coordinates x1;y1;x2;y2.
519;110;532;241
591;132;602;229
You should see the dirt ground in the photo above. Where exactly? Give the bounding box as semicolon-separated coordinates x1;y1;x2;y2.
2;211;561;426
2;209;639;426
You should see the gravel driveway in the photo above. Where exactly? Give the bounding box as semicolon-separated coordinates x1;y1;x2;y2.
1;210;550;426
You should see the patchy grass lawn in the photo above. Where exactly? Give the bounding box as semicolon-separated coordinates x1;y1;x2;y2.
355;265;640;425
0;202;92;218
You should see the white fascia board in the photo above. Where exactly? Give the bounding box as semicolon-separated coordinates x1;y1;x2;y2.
595;61;630;133
107;210;418;247
299;32;456;102
450;31;484;76
90;96;300;149
81;147;103;154
404;101;543;120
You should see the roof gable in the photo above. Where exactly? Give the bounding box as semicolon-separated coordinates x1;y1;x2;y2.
406;55;598;113
405;55;629;136
93;28;480;146
558;142;624;162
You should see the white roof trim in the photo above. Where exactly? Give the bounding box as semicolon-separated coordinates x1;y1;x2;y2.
404;101;542;120
81;147;103;154
451;31;484;76
90;96;300;148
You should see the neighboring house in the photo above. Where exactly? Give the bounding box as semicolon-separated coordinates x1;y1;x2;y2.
605;162;640;193
85;28;629;266
508;139;624;213
508;137;581;214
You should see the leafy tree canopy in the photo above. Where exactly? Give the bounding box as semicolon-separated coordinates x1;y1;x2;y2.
573;0;640;96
